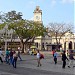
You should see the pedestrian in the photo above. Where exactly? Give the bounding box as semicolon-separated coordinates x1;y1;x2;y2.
36;50;41;67
5;48;10;64
17;50;22;61
54;50;58;64
0;48;3;63
62;50;69;69
9;50;13;64
12;51;18;68
68;50;75;68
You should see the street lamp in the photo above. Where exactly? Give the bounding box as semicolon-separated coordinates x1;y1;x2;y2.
3;24;8;52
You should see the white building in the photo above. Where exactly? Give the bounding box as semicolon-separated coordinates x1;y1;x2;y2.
33;6;52;50
33;6;75;51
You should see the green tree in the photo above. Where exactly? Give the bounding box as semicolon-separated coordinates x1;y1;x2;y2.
47;23;73;50
0;10;23;50
9;20;46;53
0;11;46;53
0;10;22;22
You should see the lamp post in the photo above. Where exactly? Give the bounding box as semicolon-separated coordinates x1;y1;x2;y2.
4;24;8;52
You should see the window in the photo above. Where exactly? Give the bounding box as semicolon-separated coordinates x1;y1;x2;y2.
69;41;72;49
42;43;44;48
35;42;38;48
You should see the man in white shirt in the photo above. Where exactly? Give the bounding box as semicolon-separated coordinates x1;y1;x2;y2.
36;50;41;67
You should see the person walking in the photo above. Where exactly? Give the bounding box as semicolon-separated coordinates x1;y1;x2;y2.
5;48;10;64
68;50;75;68
12;51;18;68
17;50;22;61
36;50;41;67
62;50;69;69
54;50;58;64
0;49;3;63
9;50;13;64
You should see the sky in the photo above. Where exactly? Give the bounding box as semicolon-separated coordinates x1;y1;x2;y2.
0;0;74;31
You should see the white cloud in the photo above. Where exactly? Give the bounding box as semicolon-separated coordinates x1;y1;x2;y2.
61;0;74;4
26;1;36;9
51;0;56;7
29;1;35;5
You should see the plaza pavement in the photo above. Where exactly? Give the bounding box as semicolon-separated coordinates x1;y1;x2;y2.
18;51;75;75
0;51;75;75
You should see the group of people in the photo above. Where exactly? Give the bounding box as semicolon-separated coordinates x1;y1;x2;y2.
52;49;75;69
0;48;22;68
0;48;75;69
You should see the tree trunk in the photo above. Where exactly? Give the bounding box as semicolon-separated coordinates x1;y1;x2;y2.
55;32;59;50
24;43;27;52
55;32;58;44
59;36;62;44
32;36;35;44
22;42;24;53
20;39;24;53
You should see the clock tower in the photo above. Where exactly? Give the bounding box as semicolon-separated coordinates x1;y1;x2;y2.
33;6;42;23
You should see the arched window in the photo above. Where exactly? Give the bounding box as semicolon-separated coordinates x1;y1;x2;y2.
69;41;72;50
42;43;44;48
35;42;38;48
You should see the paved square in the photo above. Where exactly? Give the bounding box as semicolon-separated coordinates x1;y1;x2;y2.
0;53;75;75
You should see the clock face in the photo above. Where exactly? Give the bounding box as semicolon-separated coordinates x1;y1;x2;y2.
36;16;40;20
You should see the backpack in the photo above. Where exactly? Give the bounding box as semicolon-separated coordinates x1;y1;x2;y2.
40;54;44;59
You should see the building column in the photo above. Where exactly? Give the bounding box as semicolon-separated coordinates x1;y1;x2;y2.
72;42;74;50
65;42;69;56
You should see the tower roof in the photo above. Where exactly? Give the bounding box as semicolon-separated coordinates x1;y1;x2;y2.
33;6;42;13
